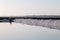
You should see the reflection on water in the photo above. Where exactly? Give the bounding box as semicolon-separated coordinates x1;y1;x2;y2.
0;23;60;40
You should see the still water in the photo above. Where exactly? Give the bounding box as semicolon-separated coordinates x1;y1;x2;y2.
0;23;60;40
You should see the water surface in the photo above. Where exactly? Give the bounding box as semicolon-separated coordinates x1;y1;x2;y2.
0;23;60;40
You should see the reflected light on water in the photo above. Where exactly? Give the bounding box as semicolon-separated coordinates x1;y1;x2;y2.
0;23;60;40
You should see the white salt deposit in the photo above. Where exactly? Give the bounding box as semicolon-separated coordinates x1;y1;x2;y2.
15;19;60;30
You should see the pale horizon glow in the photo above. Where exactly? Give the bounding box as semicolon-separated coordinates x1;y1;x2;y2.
0;0;60;16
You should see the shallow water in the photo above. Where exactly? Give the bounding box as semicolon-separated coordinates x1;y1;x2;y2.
0;23;60;40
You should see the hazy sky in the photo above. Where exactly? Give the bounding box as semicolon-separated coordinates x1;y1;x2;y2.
0;0;60;16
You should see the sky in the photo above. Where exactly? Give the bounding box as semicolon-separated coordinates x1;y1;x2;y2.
0;0;60;16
